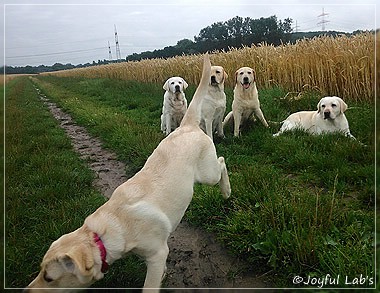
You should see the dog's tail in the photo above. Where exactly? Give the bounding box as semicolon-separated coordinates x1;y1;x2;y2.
180;53;211;127
222;111;233;127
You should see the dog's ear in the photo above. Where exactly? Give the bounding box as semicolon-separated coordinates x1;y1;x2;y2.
223;70;228;82
59;255;76;273
235;70;239;85
252;70;256;82
338;97;348;113
317;99;322;113
163;79;170;91
182;78;188;90
59;244;100;283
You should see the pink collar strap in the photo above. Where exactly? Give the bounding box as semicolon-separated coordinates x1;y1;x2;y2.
93;233;109;273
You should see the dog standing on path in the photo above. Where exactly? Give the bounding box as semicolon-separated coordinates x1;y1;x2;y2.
223;67;269;137
25;54;231;293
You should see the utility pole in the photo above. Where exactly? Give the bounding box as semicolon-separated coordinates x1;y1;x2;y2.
108;41;113;61
114;24;121;61
294;20;300;33
317;8;330;31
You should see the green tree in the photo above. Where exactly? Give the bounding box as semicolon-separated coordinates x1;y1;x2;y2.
194;15;293;50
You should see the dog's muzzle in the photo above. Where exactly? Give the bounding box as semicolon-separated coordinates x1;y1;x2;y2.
175;85;181;93
323;111;331;119
211;76;218;85
241;77;251;89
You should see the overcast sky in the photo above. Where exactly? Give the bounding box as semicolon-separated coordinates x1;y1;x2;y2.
1;0;378;67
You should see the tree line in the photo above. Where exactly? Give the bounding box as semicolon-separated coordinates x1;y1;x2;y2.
126;15;293;61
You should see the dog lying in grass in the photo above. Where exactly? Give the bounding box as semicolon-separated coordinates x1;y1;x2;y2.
273;96;356;139
25;54;231;293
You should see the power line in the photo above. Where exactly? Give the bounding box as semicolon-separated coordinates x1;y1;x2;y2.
6;47;107;59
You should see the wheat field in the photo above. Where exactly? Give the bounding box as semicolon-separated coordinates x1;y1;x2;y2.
44;33;375;102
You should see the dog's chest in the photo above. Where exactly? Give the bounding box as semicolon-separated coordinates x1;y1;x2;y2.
206;89;226;106
169;97;186;111
312;114;346;134
234;95;258;110
234;87;258;106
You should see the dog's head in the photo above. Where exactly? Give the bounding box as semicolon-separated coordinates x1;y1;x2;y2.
210;66;228;87
163;77;188;94
25;229;103;292
317;96;348;120
235;67;256;90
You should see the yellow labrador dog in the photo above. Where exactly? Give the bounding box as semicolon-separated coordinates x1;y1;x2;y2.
161;76;188;135
273;96;355;139
223;67;268;137
199;65;228;140
25;54;231;293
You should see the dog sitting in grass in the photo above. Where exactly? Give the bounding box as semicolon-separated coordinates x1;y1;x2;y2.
199;65;228;141
160;76;188;136
223;66;269;137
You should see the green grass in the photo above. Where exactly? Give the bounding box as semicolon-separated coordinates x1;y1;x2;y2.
31;76;164;172
7;75;375;289
4;77;145;288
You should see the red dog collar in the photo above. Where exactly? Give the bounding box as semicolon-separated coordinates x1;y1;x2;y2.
93;233;109;273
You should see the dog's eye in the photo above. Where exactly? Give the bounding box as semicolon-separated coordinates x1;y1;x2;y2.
171;82;175;85
248;71;252;74
239;72;244;75
331;103;337;107
216;70;221;74
178;81;182;84
321;105;326;108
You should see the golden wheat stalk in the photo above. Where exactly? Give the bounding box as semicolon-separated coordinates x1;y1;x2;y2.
43;33;374;102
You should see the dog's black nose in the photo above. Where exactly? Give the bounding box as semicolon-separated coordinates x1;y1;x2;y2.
324;111;331;119
211;76;217;84
175;85;180;92
243;76;249;83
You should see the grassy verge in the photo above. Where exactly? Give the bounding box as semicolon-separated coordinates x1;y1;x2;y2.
31;76;165;172
5;77;145;288
12;75;376;288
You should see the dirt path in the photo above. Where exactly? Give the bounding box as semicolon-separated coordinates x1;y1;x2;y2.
34;85;274;290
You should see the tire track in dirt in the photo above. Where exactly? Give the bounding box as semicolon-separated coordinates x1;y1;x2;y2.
34;85;273;290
